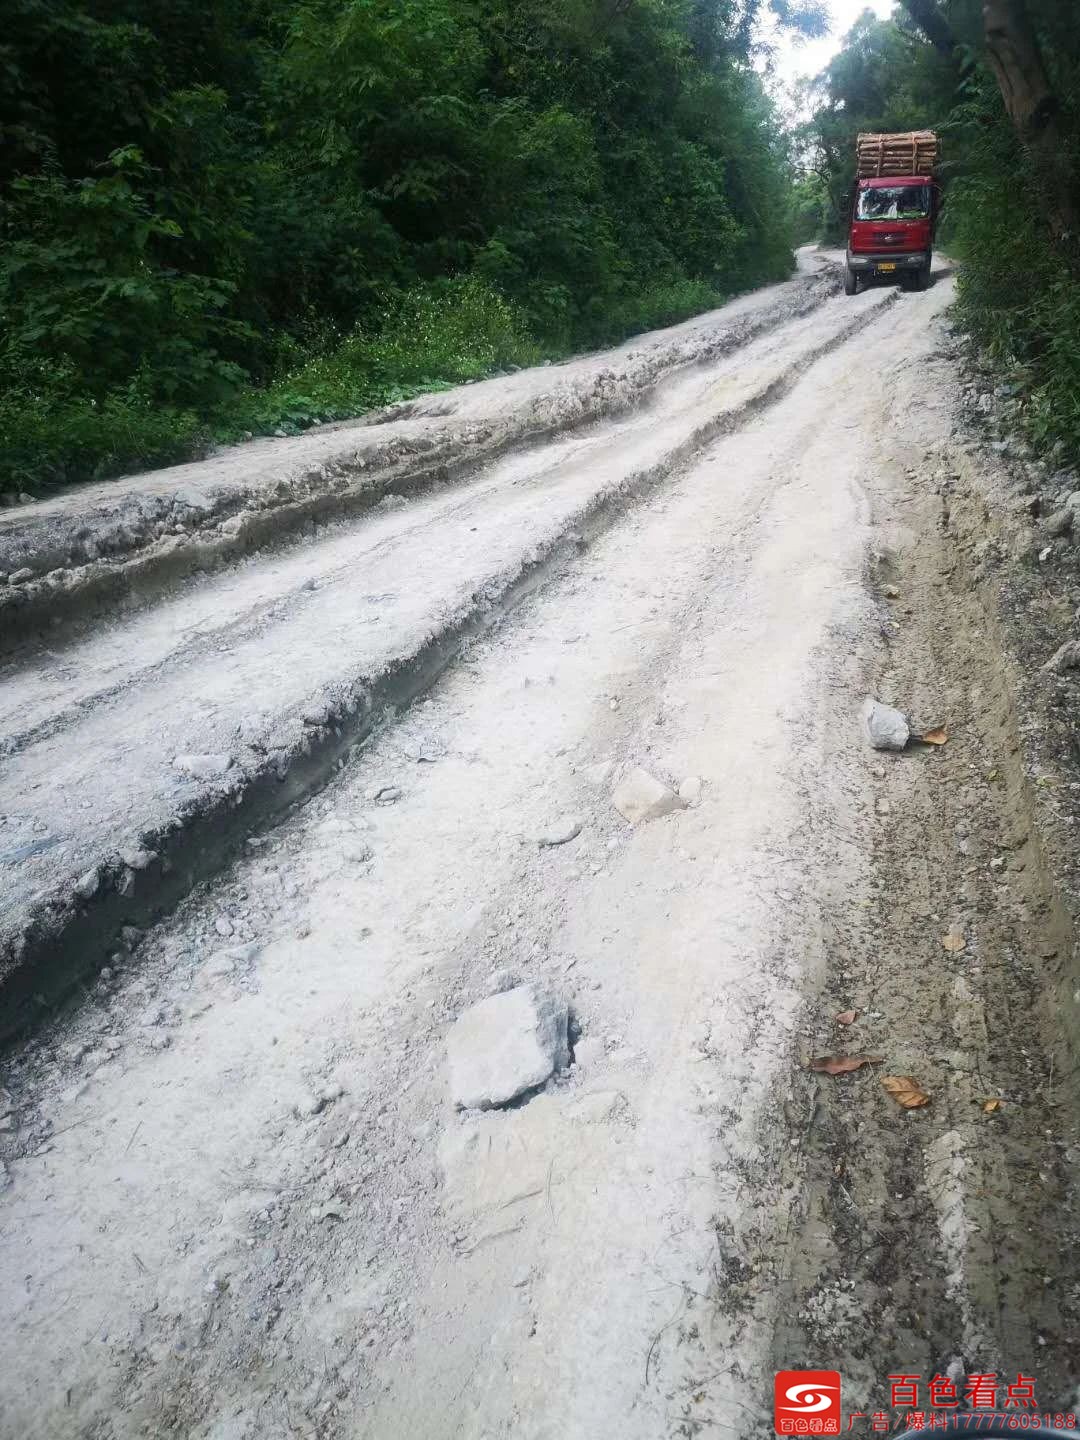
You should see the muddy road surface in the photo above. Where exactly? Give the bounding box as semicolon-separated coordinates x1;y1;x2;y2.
3;255;1079;1438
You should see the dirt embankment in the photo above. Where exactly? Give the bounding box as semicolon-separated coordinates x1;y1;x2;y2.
770;328;1080;1418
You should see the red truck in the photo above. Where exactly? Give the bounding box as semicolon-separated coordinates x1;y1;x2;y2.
843;131;941;295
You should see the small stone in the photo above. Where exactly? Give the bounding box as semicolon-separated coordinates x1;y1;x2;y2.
571;1036;604;1070
374;786;403;804
989;856;1005;871
74;867;100;901
447;985;568;1109
8;568;33;584
875;797;891;816
295;1089;326;1118
537;816;582;848
611;768;687;825
214;915;234;938
862;697;909;751
1042;638;1080;674
148;1034;172;1051
119;847;156;871
677;776;703;805
173;753;234;780
1041;508;1074;540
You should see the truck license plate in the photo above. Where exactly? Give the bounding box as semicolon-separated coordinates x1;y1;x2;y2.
878;262;897;272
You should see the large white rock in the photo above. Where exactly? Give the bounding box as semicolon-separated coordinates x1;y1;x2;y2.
862;697;909;752
611;767;687;825
447;985;568;1109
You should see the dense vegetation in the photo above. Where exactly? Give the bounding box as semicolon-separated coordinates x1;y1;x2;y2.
802;0;1080;463
0;0;823;494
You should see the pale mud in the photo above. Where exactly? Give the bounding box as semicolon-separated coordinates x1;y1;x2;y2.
1;263;1078;1440
0;282;897;1033
0;256;841;649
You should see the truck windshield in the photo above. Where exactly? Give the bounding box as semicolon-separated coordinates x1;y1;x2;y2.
856;185;930;221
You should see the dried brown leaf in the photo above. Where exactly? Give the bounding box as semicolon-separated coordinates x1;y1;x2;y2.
981;1098;1002;1114
881;1075;931;1109
808;1054;882;1076
941;925;966;953
835;1010;858;1026
919;726;949;746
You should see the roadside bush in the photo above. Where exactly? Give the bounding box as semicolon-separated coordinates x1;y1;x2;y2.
948;99;1080;466
0;148;252;408
221;276;540;439
0;381;205;493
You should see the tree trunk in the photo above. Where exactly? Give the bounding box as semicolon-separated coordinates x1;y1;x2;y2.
982;0;1077;238
897;0;956;58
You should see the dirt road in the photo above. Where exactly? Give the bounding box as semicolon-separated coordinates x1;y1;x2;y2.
3;256;1079;1438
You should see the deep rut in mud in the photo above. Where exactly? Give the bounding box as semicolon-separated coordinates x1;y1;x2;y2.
3;269;1080;1440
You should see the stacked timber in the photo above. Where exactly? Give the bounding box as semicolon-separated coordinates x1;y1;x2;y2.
856;131;939;178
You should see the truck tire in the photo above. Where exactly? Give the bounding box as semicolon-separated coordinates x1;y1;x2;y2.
914;265;930;290
843;266;858;296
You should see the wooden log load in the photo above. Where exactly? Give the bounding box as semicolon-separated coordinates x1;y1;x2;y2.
856;131;939;178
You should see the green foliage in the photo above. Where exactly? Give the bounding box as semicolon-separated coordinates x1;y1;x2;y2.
0;379;206;493
226;276;540;438
1;0;805;494
0;147;252;406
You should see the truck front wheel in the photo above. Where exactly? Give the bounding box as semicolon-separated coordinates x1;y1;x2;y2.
843;266;858;296
914;265;931;291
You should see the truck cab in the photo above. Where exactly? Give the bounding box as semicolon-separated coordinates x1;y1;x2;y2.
844;175;939;294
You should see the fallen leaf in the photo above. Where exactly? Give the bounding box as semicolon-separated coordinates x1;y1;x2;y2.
808;1054;882;1075
881;1075;931;1109
919;726;949;746
981;1098;1002;1114
835;1010;858;1026
941;924;967;953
